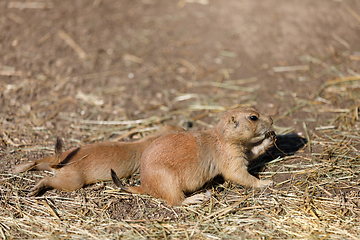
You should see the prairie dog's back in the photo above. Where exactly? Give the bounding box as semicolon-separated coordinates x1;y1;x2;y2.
140;130;219;194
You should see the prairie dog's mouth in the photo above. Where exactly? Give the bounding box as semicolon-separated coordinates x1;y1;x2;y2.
251;129;271;143
259;128;270;136
260;128;271;135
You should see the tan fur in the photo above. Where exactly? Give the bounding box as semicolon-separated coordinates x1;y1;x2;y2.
14;125;185;196
112;107;275;206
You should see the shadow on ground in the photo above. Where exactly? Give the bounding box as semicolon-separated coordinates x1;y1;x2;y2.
249;133;308;174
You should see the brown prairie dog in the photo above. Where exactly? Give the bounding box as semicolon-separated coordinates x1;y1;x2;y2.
14;125;185;196
112;107;275;206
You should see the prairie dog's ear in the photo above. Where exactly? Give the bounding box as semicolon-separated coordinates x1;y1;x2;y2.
230;116;239;128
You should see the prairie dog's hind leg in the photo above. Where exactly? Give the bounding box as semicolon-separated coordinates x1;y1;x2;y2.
148;174;186;206
112;169;185;206
28;177;52;196
13;159;53;173
28;175;84;196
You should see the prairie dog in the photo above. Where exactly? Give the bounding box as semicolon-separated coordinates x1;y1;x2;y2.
14;125;185;196
112;107;275;206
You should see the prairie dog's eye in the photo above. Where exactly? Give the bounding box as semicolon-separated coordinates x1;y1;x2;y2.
249;115;258;121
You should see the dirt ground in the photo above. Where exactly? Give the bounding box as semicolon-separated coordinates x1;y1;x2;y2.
1;0;360;239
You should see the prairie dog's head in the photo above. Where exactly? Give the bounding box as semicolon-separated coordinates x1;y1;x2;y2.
216;107;273;143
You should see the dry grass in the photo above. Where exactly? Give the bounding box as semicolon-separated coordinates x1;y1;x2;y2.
1;2;360;238
1;61;359;239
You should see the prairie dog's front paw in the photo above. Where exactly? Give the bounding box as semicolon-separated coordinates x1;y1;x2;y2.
262;137;274;149
257;179;273;188
182;190;212;205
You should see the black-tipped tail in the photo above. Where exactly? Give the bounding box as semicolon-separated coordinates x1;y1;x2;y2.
111;169;128;191
55;137;63;163
111;169;144;194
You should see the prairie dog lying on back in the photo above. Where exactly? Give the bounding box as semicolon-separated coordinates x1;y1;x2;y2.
112;107;275;206
14;125;185;196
